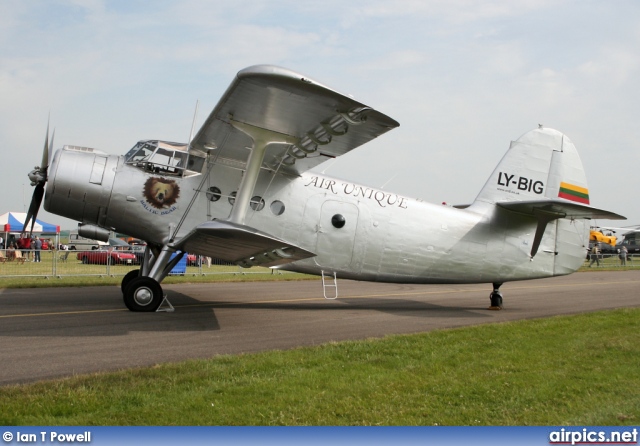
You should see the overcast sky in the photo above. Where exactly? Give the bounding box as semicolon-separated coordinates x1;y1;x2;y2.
2;0;639;232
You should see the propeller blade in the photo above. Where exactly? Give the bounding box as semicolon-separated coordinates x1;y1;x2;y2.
47;128;55;173
24;118;53;236
41;118;50;170
22;183;45;236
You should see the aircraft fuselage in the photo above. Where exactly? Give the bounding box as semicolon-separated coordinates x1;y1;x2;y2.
45;146;587;285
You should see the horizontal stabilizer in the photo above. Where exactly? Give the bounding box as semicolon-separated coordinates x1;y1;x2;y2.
173;220;315;268
497;199;625;220
498;199;625;258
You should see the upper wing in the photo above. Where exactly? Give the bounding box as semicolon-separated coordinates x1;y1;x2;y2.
190;65;399;176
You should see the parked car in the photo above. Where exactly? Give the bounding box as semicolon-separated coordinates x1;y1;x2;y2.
129;244;146;265
187;254;200;266
76;247;136;265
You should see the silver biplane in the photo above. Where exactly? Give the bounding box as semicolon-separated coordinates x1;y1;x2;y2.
24;65;624;312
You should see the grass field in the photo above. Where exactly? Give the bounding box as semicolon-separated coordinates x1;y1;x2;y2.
1;308;638;426
0;269;313;288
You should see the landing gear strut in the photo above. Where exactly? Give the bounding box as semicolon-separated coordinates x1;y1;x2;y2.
489;282;503;310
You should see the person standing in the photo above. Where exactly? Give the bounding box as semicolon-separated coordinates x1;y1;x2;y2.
589;244;600;267
17;236;31;260
620;246;628;266
34;236;42;263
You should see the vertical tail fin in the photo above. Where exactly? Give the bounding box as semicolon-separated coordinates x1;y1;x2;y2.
472;126;589;209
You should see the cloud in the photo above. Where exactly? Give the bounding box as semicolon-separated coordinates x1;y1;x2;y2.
578;46;640;86
2;1;640;226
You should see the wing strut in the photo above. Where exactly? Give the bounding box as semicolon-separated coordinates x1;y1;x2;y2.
228;119;298;225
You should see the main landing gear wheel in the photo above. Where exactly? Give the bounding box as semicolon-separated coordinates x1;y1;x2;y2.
121;269;141;293
489;282;503;310
123;277;163;312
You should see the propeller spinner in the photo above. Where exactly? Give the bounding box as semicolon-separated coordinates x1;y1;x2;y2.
23;121;54;236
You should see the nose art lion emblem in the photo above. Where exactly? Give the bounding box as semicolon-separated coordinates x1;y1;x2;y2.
143;177;180;209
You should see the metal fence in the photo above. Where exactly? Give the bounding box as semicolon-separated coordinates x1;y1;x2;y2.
0;249;275;278
2;248;638;279
584;252;638;268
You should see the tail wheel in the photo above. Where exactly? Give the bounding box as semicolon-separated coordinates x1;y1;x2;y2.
123;277;163;312
489;291;503;308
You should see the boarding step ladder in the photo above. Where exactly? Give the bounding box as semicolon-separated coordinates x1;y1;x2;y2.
321;270;338;300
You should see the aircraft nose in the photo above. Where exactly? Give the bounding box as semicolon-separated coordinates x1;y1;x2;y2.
45;147;118;226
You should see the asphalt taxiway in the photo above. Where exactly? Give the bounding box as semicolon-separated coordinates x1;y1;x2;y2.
1;270;639;386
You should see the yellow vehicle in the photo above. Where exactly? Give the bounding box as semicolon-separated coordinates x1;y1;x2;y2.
589;229;616;247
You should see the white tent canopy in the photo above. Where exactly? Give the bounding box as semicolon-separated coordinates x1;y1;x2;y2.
0;212;60;234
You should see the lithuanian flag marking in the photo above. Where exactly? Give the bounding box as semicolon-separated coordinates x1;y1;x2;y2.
558;182;589;204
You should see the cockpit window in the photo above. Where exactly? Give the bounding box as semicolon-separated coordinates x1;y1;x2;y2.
125;142;155;163
124;140;206;177
152;148;175;166
172;151;188;168
186;155;205;172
